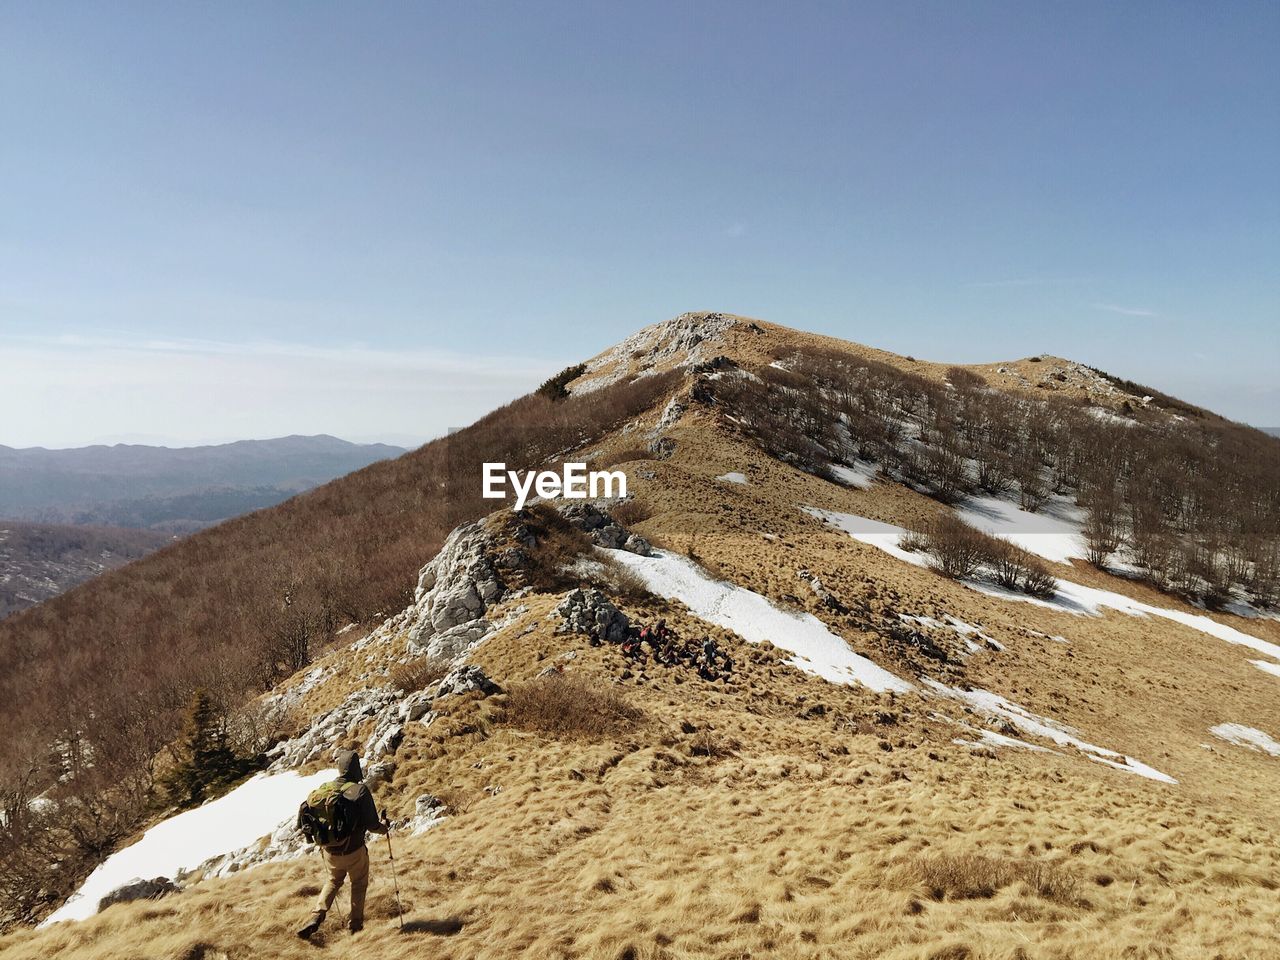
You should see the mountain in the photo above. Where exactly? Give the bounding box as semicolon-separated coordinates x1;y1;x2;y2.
1263;427;1280;438
0;435;406;533
0;521;173;619
4;313;1280;959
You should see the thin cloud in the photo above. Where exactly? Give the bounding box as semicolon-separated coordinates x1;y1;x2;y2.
724;221;747;238
0;332;567;448
4;331;557;379
1091;302;1159;318
965;277;1092;288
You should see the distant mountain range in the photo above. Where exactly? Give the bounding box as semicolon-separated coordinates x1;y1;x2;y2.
1263;427;1280;438
0;434;405;532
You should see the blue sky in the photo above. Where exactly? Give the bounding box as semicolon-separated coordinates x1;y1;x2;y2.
2;2;1276;446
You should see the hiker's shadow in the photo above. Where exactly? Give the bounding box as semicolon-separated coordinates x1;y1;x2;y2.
401;917;465;936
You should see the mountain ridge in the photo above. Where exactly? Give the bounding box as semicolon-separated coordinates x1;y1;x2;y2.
4;313;1279;957
0;434;406;532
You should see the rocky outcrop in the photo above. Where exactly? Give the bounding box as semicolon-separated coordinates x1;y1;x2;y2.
652;397;686;436
98;877;180;913
265;686;401;770
405;520;507;662
559;503;652;555
435;664;502;698
573;311;739;393
555;588;630;643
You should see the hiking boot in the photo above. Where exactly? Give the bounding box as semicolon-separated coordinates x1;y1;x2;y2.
348;918;364;934
297;910;325;939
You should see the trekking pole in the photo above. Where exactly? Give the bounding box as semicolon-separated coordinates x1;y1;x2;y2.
384;823;405;930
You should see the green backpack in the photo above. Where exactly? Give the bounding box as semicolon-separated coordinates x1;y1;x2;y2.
297;780;358;847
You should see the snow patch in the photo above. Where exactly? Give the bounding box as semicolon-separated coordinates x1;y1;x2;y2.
955;493;1087;565
1250;659;1280;679
717;472;749;485
43;769;335;925
829;461;878;490
814;508;1280;663
608;548;913;693
925;680;1176;783
1211;723;1280;757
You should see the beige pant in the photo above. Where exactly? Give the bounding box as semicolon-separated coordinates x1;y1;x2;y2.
315;845;370;923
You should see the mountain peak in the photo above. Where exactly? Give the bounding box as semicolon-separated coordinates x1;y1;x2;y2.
571;311;748;393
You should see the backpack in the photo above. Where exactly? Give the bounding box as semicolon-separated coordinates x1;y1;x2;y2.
297;780;358;847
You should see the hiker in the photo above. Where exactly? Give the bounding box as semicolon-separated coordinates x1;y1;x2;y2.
296;750;389;938
699;635;731;679
657;633;680;667
701;635;719;666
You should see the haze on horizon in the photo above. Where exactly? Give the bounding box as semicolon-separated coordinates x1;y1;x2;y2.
1;2;1276;448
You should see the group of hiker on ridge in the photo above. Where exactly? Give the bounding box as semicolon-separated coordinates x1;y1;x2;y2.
603;617;734;680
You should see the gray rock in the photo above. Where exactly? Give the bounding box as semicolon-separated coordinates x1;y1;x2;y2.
398;689;435;722
652;397;686;436
365;719;404;759
555;587;630;643
436;664;502;698
415;794;446;816
560;502;611;532
266;687;400;770
408;521;506;641
622;534;652;556
98;877;180;913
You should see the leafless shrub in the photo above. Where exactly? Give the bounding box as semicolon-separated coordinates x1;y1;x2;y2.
1080;485;1125;568
599;559;654;607
1014;463;1050;512
899;527;929;553
610;498;653;528
388;657;451;694
947;366;983;390
919;515;991;580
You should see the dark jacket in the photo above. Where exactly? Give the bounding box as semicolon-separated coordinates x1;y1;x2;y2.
326;750;387;855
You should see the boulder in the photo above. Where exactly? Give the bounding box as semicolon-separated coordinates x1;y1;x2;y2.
97;877;180;913
435;664;502;699
410;617;493;661
415;794;446;817
622;534;652;557
555;588;630;643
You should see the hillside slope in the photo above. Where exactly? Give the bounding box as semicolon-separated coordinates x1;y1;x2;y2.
0;521;173;618
5;313;1280;959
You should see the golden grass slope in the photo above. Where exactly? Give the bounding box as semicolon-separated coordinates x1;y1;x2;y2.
7;316;1280;958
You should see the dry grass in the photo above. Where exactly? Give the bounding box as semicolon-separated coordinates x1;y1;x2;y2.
7;320;1280;957
911;852;1080;905
609;497;654;529
504;674;646;739
387;657;450;694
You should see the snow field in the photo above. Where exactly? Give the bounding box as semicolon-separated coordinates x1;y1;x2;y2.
609;549;914;693
43;768;335;925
